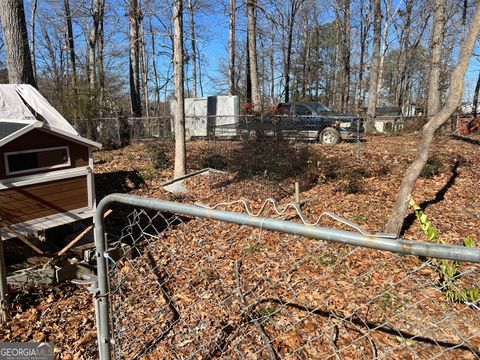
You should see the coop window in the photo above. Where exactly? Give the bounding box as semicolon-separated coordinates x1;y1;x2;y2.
5;146;71;175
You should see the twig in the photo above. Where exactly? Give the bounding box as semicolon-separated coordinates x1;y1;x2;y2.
329;318;342;360
235;260;278;360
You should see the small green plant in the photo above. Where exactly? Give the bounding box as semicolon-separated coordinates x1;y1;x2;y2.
420;155;443;178
378;289;409;312
311;254;337;267
353;214;368;223
409;197;478;304
243;244;263;253
255;306;278;322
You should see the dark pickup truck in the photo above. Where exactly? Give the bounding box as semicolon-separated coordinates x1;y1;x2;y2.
271;102;364;144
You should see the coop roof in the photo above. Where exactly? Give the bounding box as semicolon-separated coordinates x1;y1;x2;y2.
0;84;101;148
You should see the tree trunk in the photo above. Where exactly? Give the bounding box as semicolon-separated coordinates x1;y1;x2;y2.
187;0;197;97
149;19;160;110
87;0;102;91
42;27;60;86
197;42;204;96
246;0;261;111
64;0;77;90
173;0;186;177
385;2;480;237
331;15;340;109
139;16;149;117
284;0;300;103
0;0;36;86
365;0;381;133
427;0;445;116
396;0;413;107
341;0;351;112
30;0;37;81
473;71;480;117
246;32;252;103
228;0;236;95
97;3;105;111
357;0;368;108
129;0;142;117
376;0;401;103
460;0;468;42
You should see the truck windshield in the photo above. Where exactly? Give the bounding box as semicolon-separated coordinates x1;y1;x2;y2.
308;103;330;113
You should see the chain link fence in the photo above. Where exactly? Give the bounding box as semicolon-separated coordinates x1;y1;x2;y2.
76;116;172;148
92;194;480;359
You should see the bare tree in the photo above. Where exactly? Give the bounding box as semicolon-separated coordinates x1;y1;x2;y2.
64;0;77;91
246;0;261;111
173;0;186;177
385;1;480;236
139;12;149;116
376;0;401;103
427;0;445;116
228;0;236;95
97;3;105;109
357;0;371;108
129;0;142;117
30;0;37;81
0;0;36;86
187;0;197;97
340;0;350;111
283;0;301;103
87;0;103;90
365;0;381;132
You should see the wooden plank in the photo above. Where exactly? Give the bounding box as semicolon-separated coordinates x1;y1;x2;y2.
6;198;88;224
0;176;86;198
57;209;112;256
0;189;88;213
0;187;86;209
0;207;94;240
0;184;88;211
3;193;88;223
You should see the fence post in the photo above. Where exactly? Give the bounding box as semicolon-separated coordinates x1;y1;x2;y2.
0;234;8;323
94;203;112;360
294;182;300;208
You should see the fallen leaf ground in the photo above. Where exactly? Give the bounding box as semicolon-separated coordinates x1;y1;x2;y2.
1;134;479;359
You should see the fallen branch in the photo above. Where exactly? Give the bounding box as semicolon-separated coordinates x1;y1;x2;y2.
235;260;278;360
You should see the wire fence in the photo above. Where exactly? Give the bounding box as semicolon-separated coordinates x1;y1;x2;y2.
74;113;475;146
92;194;480;360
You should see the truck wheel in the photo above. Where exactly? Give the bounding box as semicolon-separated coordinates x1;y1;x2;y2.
319;127;340;145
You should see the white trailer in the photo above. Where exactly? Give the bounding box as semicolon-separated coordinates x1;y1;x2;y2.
171;95;239;139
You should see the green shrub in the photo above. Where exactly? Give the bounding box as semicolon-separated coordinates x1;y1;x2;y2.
409;197;478;304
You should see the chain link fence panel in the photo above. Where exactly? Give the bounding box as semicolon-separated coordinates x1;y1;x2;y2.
93;194;480;359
